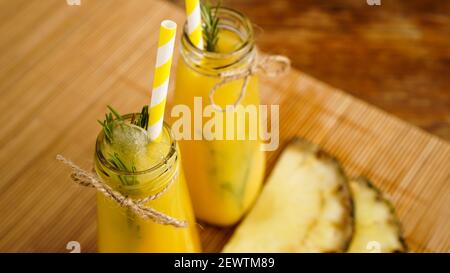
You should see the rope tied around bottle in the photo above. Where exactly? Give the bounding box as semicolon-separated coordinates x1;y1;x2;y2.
209;52;291;112
56;155;187;228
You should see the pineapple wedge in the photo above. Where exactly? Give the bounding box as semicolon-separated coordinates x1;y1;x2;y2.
347;178;407;253
223;138;353;252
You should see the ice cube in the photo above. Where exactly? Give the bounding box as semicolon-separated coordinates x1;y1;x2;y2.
101;122;172;172
112;123;148;150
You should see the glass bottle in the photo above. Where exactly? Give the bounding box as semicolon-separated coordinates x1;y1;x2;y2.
172;8;265;226
95;114;200;252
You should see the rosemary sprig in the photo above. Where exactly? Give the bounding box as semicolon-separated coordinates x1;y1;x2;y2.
201;0;221;52
108;152;138;185
97;105;123;143
132;105;149;130
107;105;123;120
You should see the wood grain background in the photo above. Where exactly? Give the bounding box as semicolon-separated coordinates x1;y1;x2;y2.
0;0;449;253
172;0;450;141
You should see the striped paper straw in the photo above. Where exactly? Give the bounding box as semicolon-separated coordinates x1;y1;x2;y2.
148;20;177;141
185;0;203;49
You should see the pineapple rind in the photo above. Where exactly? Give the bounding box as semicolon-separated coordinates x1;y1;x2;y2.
347;177;407;253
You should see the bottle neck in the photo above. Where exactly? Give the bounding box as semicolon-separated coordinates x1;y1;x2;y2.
180;7;256;77
95;119;179;198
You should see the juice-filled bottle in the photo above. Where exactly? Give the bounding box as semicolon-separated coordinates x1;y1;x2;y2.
172;8;265;226
94;114;200;252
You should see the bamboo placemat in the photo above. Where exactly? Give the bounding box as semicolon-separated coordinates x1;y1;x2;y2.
0;0;448;252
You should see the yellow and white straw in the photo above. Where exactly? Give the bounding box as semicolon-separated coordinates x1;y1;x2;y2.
185;0;203;49
148;20;177;141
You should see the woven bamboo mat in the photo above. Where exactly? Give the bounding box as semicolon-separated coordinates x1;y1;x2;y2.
0;0;448;252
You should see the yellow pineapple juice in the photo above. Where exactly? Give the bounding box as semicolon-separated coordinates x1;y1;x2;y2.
95;114;200;252
172;8;265;226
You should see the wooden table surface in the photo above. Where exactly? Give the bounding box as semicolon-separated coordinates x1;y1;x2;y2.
0;0;449;253
172;0;450;141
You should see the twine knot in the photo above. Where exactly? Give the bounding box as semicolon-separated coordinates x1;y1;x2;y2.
121;197;134;208
209;52;291;112
56;155;187;228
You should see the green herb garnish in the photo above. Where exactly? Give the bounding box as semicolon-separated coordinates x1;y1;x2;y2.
201;0;221;52
108;152;138;185
98;105;148;185
98;105;123;143
132;105;149;130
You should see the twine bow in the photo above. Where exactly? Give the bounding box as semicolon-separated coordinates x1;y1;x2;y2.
56;155;187;228
209;52;291;112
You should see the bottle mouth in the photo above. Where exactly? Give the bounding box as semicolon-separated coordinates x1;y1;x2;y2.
181;7;255;75
95;113;177;177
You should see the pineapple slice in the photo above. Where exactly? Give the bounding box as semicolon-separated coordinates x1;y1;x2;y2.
347;178;407;253
223;138;353;252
